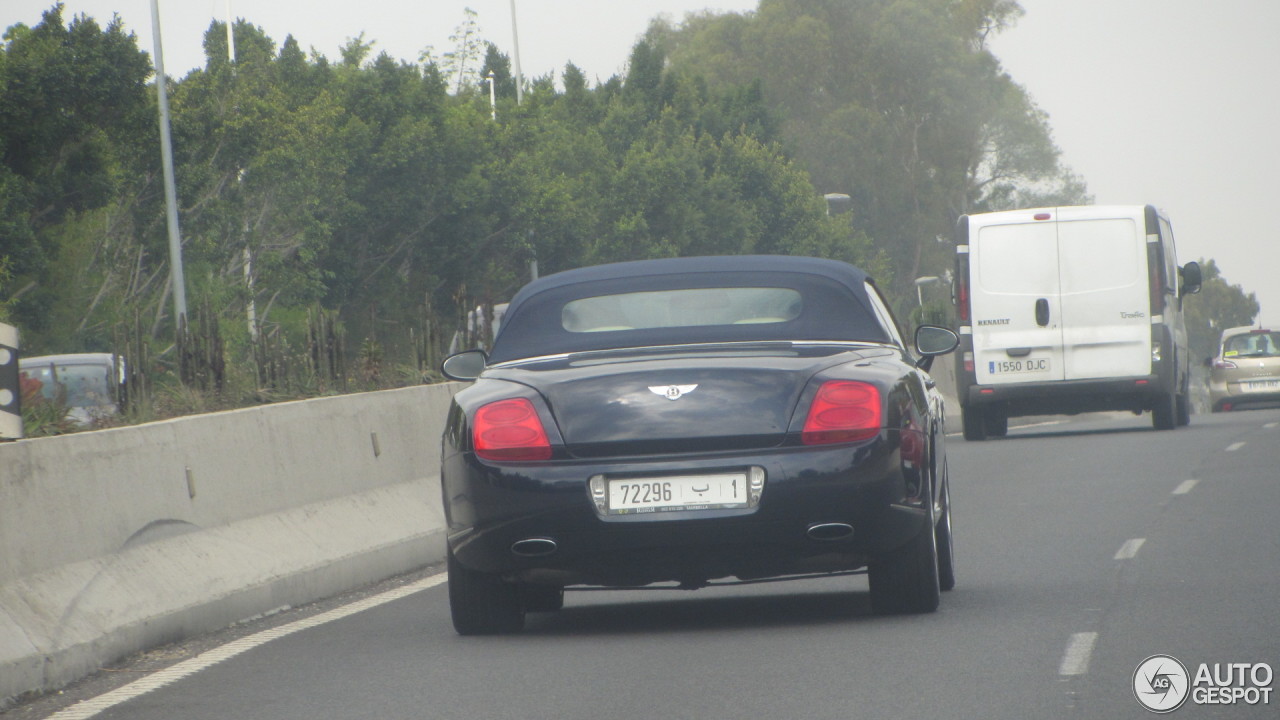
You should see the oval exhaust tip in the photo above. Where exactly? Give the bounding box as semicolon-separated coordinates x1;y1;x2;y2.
807;522;854;541
511;538;558;557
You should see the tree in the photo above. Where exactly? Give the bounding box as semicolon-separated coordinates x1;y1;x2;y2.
0;4;155;344
650;0;1086;310
1183;259;1259;364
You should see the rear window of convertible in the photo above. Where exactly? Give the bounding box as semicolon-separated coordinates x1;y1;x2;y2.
562;287;803;333
487;270;890;363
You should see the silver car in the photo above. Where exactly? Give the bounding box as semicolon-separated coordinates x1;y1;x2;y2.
1208;326;1280;412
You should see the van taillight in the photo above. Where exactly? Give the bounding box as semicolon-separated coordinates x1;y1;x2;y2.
1147;242;1165;314
802;381;882;445
473;398;552;461
955;251;971;323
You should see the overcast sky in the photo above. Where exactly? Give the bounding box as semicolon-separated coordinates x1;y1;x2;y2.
4;0;1276;325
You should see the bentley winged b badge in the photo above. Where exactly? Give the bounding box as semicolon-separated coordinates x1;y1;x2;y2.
649;384;698;401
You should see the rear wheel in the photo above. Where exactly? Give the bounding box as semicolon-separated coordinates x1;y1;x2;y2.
935;474;956;592
869;509;941;615
984;407;1008;437
520;584;565;613
1175;392;1191;426
1152;390;1177;430
961;405;988;441
448;550;525;635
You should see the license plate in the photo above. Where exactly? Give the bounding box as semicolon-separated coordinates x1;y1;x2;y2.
989;357;1051;374
606;472;749;515
1243;378;1280;392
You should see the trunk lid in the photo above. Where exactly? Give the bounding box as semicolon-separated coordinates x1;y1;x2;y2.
489;346;882;456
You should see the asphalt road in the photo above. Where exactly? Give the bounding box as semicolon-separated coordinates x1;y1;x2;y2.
11;409;1280;719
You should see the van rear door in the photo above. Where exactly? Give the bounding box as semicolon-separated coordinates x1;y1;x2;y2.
1055;210;1151;380
969;213;1065;385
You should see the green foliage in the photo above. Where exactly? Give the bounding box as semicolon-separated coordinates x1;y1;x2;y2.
1;0;1263;431
1183;259;1260;363
654;0;1087;307
1;5;154;338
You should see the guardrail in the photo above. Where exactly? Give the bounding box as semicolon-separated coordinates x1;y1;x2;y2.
0;383;459;708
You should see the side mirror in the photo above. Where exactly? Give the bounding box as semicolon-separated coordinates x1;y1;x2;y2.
915;325;960;356
1180;261;1203;296
441;349;488;382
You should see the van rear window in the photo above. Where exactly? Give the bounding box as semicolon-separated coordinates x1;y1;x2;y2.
976;222;1058;293
1057;218;1141;293
976;218;1141;294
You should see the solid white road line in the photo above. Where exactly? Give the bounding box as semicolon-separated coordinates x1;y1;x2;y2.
47;573;448;720
1172;479;1198;495
1059;632;1099;676
1114;538;1146;560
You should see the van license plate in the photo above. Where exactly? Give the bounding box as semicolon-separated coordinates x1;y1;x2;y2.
989;358;1051;374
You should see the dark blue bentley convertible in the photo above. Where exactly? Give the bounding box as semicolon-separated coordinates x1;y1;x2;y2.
440;255;959;634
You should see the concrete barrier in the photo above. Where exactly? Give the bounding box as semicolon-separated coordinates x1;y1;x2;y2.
0;382;459;708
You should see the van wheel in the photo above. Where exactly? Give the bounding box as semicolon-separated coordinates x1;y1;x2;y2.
984;407;1008;437
1175;393;1191;426
1152;391;1177;430
961;406;988;441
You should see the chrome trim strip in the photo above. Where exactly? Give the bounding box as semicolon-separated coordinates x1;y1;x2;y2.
487;341;893;369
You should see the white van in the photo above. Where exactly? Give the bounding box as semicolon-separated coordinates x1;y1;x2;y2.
953;205;1202;440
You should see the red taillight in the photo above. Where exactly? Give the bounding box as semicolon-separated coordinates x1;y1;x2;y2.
1148;242;1165;314
802;381;881;445
473;398;552;461
1213;359;1238;370
955;252;971;323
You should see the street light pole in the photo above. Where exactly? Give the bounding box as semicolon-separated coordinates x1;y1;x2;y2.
914;275;941;307
509;0;524;104
485;71;496;120
150;0;187;330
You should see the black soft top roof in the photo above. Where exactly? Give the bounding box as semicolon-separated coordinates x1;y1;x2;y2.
487;255;890;363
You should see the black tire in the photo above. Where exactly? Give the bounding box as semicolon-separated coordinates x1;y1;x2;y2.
984;407;1008;437
520;584;565;613
961;405;988;441
1152;390;1176;430
1175;392;1191;426
448;550;525;635
935;475;956;593
869;510;941;615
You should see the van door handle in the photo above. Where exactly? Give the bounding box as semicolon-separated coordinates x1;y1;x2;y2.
1035;298;1050;327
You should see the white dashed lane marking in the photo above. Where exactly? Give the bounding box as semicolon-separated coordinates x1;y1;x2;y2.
1059;632;1099;676
1172;479;1198;495
1115;538;1146;560
1226;442;1246;452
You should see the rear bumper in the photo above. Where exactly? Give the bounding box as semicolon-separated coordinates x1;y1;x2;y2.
442;435;932;587
1209;384;1280;412
960;375;1170;417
